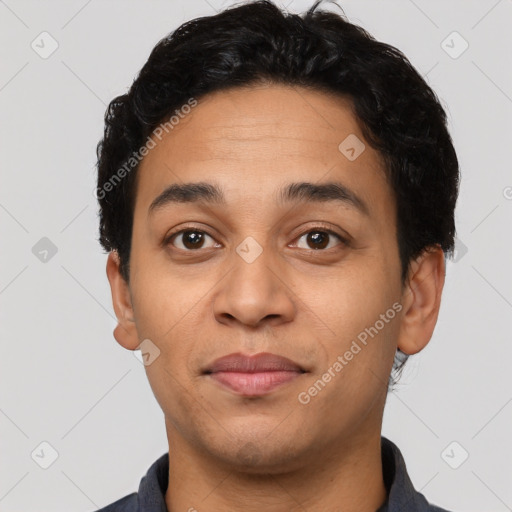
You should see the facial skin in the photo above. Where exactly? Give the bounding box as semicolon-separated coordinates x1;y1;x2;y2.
106;84;445;512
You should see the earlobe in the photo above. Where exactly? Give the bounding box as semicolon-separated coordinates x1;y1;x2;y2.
396;245;446;356
106;251;140;351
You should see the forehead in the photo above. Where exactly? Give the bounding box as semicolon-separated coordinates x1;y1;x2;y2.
134;84;392;218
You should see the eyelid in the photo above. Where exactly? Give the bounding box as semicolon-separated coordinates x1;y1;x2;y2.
289;223;349;249
163;224;220;249
163;222;350;251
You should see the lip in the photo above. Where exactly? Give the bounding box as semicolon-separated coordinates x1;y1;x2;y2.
203;352;306;396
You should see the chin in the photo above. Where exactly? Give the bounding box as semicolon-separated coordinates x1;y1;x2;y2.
206;434;312;475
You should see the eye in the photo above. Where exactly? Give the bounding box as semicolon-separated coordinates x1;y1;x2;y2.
292;228;346;251
167;229;220;251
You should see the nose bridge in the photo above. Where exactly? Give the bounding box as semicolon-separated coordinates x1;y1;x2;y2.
233;235;276;293
212;235;296;327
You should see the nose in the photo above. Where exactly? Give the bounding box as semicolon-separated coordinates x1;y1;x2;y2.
212;244;296;329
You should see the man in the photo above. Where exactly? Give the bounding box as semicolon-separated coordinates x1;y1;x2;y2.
94;1;459;510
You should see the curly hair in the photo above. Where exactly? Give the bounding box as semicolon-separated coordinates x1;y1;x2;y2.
96;0;460;388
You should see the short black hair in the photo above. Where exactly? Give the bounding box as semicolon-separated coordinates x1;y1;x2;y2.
96;0;460;387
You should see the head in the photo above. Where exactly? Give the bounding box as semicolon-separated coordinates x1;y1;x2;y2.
98;0;459;471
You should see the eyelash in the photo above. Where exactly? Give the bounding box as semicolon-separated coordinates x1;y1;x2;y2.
163;224;349;252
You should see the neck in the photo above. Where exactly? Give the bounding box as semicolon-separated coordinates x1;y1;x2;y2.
164;426;387;512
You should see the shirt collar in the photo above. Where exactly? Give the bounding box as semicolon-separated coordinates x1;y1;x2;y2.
128;436;439;512
376;436;437;511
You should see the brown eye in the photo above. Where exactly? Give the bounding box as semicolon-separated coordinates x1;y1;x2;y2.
306;231;329;249
169;230;219;250
294;229;345;250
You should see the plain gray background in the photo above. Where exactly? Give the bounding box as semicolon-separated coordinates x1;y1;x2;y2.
1;0;511;510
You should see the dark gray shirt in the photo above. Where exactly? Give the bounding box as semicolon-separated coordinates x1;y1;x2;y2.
94;436;451;511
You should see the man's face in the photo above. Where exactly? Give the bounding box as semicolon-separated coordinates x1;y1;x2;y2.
124;84;404;471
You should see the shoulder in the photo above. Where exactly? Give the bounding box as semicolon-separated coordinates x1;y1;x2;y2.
381;437;454;512
88;452;168;512
413;487;455;512
427;505;454;512
93;492;138;512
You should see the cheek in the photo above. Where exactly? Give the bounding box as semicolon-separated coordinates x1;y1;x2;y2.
129;251;211;339
297;285;399;428
305;263;399;340
299;258;401;390
145;358;220;447
128;269;210;408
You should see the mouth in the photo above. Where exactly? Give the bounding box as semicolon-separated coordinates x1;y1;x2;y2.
203;352;307;396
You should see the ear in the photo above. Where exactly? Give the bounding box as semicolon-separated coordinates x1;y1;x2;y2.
397;245;446;355
106;251;140;351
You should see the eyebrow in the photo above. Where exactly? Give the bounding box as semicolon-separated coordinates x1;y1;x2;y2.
148;180;369;216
